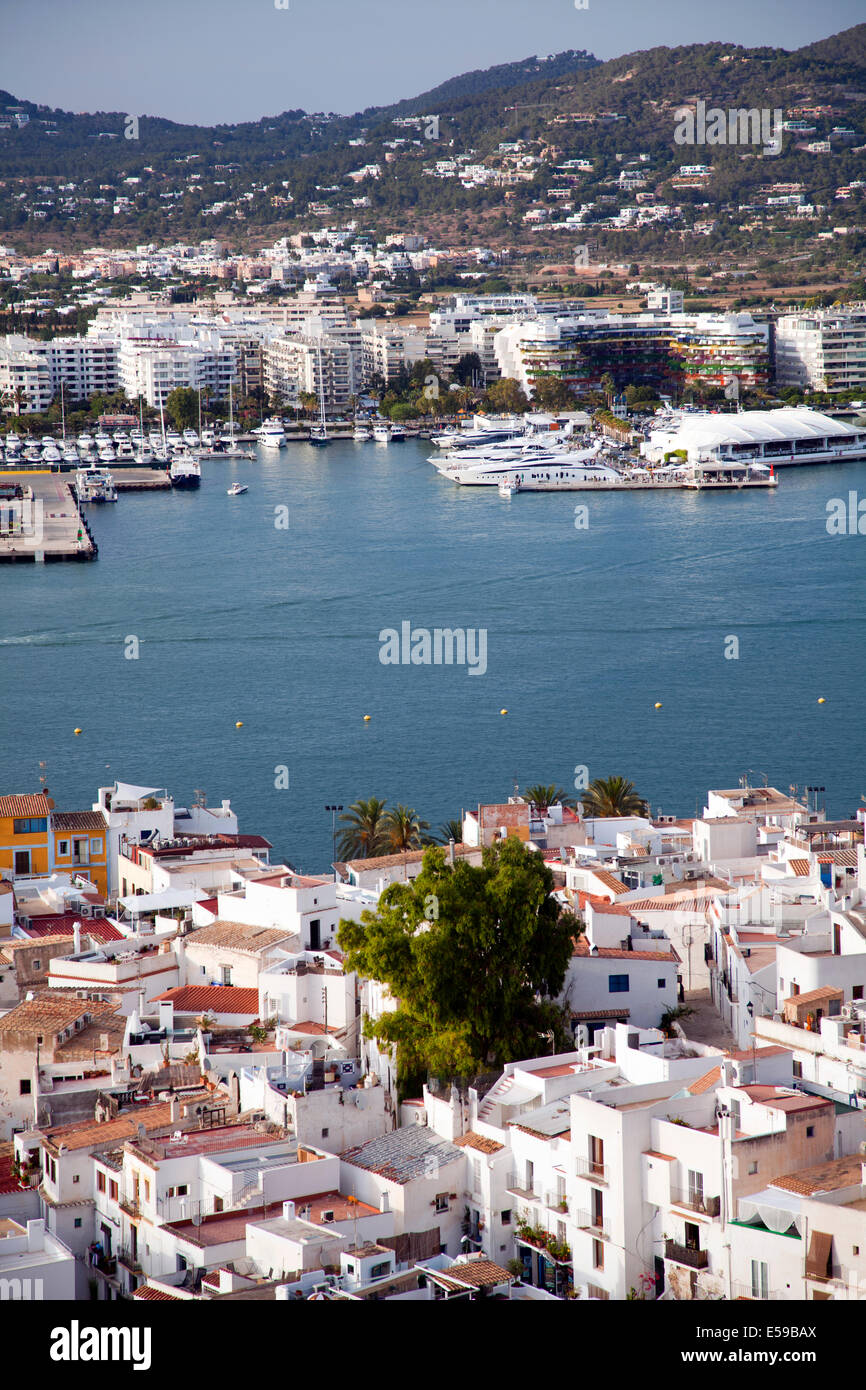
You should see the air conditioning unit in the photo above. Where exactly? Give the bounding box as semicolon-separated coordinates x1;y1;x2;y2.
841;1005;856;1020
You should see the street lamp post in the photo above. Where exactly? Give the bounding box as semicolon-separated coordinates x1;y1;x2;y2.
325;805;343;868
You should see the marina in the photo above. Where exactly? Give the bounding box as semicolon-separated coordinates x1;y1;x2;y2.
0;470;96;563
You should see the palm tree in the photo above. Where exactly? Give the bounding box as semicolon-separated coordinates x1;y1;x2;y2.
580;776;648;819
522;784;577;813
382;804;430;853
435;818;464;845
337;798;389;860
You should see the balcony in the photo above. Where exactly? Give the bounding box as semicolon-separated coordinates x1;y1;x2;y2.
665;1239;709;1270
116;1246;142;1274
118;1193;140;1219
575;1208;610;1239
670;1188;721;1218
731;1281;782;1301
575;1157;609;1184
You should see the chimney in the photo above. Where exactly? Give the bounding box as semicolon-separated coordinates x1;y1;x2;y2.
26;1219;45;1253
169;1096;179;1124
73;922;82;955
283;1200;296;1222
448;839;455;867
379;1192;390;1213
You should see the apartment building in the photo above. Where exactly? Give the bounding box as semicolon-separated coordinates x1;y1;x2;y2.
263;331;360;410
775;305;866;393
0;336;53;413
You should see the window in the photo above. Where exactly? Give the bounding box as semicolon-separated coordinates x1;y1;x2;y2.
435;1193;448;1213
108;1181;118;1202
221;965;232;986
32;959;41;972
793;1060;803;1079
177;1185;188;1196
854;986;864;1001
749;1162;758;1175
609;974;629;994
19;1079;31;1095
73;1174;79;1184
74;1218;82;1229
97;1172;106;1193
806;1126;814;1138
13;817;47;834
751;1259;769;1300
90;838;103;854
854;1245;860;1256
687;1170;703;1207
321;1128;329;1139
370;1261;390;1279
57;840;70;857
657;978;666;988
143;1180;151;1202
593;1238;604;1270
501;1209;511;1226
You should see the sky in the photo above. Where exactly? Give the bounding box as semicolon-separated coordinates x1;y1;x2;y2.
1;0;863;126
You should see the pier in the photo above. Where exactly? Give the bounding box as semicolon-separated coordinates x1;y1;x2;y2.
111;468;171;492
0;470;96;563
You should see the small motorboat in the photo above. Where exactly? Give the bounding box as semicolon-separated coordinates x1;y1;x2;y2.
227;481;248;496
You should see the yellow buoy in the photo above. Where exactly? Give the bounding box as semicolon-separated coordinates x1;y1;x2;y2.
500;708;508;716
73;727;82;736
817;697;826;704
654;702;663;709
363;714;371;722
235;721;244;728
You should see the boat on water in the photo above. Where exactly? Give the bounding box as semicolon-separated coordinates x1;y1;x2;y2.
498;477;521;498
115;440;136;461
373;421;391;444
62;446;80;467
434;439;624;489
307;343;330;447
389;422;406;443
227;481;248;496
257;418;286;449
183;428;200;448
353;425;371;441
169;453;202;489
97;444;116;464
431;413;526;449
76;464;117;503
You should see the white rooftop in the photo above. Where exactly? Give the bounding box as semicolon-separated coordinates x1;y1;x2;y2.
650;407;862;448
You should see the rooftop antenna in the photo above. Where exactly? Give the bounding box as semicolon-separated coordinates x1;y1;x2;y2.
193;788;207;808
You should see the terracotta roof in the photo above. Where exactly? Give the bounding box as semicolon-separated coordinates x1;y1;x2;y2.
784;986;843;1007
0;794;53;817
817;848;859;867
2;935;72;952
284;1020;333;1036
771;1155;864;1197
739;1086;830;1115
589;870;629;896
572;937;676;962
688;1066;722;1096
44;1095;210;1153
570;1007;630;1020
344;846;476;872
644;1150;676;1161
17;915;122;943
0;995;98;1037
787;858;813;876
433;1258;512;1290
619;892;723;912
185;920;294;953
151;985;260;1016
52;811;105;832
453;1132;504;1155
133;1286;186;1301
580;895;634;916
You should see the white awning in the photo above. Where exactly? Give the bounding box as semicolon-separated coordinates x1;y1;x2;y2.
737;1187;804;1234
113;782;165;802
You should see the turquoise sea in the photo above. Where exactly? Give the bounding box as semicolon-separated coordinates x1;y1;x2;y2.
1;439;864;871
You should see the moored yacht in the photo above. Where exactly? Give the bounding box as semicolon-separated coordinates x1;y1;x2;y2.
372;421;390;444
389;421;406;442
257;418;286;449
169;452;201;488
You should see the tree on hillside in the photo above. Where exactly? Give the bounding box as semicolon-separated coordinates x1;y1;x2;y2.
165;387;199;432
337;798;389;861
580;776;648;818
337;839;581;1091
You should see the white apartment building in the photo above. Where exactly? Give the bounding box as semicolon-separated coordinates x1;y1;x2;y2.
263;332;359;410
361;323;427;383
0;335;53;413
47;336;119;398
775;306;866;393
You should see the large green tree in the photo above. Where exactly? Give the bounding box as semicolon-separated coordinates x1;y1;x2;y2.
382;804;430;852
165;387;199;431
338;839;580;1090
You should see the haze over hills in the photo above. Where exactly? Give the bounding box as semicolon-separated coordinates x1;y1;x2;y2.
0;24;863;254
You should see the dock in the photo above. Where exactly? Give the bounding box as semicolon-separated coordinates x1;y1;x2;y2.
111;468;171;491
0;470;96;563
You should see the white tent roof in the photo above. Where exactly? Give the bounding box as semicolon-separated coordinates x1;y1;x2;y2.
113;782;166;802
650;407;861;450
737;1186;804;1234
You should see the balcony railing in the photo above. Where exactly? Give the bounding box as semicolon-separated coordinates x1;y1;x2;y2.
731;1281;783;1300
117;1246;142;1274
665;1239;709;1270
575;1210;610;1239
118;1194;140;1218
575;1157;609;1184
670;1188;721;1218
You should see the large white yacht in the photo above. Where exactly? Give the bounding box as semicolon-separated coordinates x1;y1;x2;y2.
257;418;286;449
434;439;625;489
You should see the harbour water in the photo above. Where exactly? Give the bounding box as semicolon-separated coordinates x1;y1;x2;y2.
0;438;864;872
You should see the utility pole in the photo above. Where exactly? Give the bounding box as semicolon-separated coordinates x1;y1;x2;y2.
325;805;343;866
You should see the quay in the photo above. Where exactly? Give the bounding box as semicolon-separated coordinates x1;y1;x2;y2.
110;468;171;491
0;470;96;563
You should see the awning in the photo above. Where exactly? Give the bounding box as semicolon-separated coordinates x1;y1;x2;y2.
113;782;165;803
118;889;204;914
737;1187;804;1234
